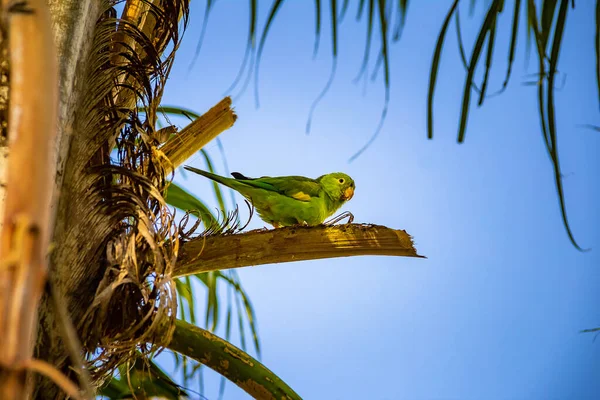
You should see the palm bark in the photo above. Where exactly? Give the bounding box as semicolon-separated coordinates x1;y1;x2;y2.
32;1;106;398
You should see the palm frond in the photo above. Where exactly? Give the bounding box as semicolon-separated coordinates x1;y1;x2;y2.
596;0;600;109
167;320;300;399
99;357;190;399
314;0;323;57
348;0;391;161
545;0;587;251
354;0;375;83
477;9;498;106
455;9;483;95
306;0;338;134
165;182;218;227
254;0;286;107
188;0;215;71
501;0;521;90
427;0;459;139
581;327;600;333
224;0;258;99
191;0;591;255
392;0;409;41
457;0;501;143
339;0;351;21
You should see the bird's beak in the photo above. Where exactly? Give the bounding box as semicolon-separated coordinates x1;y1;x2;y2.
342;186;354;201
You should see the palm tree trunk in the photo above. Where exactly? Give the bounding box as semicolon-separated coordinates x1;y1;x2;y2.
31;1;104;398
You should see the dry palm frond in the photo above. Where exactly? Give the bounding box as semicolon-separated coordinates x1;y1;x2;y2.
177;199;254;241
175;223;424;278
37;0;191;387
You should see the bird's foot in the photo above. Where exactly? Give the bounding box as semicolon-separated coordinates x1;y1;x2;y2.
285;221;310;229
324;211;354;226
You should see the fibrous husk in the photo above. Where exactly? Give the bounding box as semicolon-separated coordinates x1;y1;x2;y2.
39;0;190;386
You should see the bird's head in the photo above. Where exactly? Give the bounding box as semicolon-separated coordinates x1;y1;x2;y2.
318;172;355;202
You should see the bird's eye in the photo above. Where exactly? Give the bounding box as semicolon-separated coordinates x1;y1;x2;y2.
338;178;345;184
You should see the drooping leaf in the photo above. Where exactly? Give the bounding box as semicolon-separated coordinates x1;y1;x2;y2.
457;0;502;143
581;327;600;333
527;0;553;156
189;0;216;71
427;0;459;139
214;138;237;212
356;0;367;19
526;0;540;64
218;270;262;357
129;358;189;399
540;0;558;49
306;0;338;134
314;0;322;56
478;11;498;106
348;0;390;161
164;182;217;228
354;0;375;82
393;0;409;41
176;277;197;325
579;124;600;132
156;105;201;120
546;0;587;251
339;0;350;21
501;0;521;90
255;0;287;107
455;9;483;94
98;377;130;398
224;0;257;98
100;358;189;399
199;149;227;216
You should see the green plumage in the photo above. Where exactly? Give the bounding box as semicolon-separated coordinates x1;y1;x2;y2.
183;166;356;228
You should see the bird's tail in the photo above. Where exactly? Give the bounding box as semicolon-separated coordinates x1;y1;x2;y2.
183;166;234;187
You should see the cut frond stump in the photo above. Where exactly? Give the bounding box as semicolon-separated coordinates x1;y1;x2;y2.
175;223;424;277
161;97;237;173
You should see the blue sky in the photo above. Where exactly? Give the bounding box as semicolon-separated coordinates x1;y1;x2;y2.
158;2;599;399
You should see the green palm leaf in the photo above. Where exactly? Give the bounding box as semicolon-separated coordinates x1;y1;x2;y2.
190;0;591;250
168;319;300;399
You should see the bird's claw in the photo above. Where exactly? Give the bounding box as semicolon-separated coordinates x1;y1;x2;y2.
324;211;354;226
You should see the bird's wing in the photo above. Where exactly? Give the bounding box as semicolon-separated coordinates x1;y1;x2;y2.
233;175;322;202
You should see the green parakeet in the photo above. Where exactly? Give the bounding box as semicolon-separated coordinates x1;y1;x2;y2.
183;166;355;228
